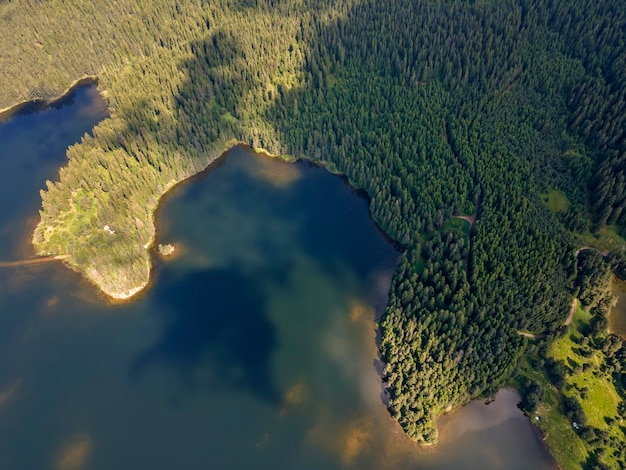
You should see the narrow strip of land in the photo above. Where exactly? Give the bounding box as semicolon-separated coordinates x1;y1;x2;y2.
0;255;68;268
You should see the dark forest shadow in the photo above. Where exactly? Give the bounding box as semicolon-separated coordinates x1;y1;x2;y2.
128;11;397;406
131;265;280;404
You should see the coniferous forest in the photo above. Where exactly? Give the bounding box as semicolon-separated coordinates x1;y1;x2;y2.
1;0;626;467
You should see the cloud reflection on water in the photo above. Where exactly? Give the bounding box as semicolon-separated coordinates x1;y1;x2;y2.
131;265;280;404
0;378;20;408
54;434;92;470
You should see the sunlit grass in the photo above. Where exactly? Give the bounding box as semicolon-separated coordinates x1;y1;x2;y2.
516;301;626;468
541;190;569;213
578;225;626;253
515;356;587;470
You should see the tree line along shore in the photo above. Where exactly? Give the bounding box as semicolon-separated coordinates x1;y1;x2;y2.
1;0;626;467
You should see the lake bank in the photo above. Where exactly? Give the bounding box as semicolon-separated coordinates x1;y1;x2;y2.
32;137;237;301
41;138;399;302
0;82;108;262
1;82;559;469
0;76;98;124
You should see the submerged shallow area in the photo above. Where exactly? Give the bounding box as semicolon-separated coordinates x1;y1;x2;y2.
0;85;555;469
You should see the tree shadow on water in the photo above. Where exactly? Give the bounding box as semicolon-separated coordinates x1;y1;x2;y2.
131;265;280;404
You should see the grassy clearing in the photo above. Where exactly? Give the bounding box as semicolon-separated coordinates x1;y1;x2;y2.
220;111;238;124
542;189;570;213
551;307;620;426
578;225;626;253
516;302;625;469
516;356;588;470
409;219;468;276
537;398;587;469
446;216;470;239
554;305;624;468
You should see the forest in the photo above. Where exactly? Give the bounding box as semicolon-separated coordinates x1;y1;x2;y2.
1;0;625;467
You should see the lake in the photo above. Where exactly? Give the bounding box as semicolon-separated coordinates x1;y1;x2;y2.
0;85;555;469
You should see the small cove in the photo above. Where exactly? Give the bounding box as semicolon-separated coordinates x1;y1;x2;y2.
0;85;555;469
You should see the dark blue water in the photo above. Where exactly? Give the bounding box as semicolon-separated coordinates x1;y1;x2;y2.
0;85;108;260
0;87;555;469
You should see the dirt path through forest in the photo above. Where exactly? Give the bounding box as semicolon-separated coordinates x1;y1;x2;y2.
564;298;577;326
517;298;578;339
454;214;475;226
453;198;481;275
575;246;608;257
516;246;610;339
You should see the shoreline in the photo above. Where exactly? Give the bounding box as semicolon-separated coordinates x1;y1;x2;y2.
96;142;400;301
63;139;243;301
530;418;562;470
416;387;559;469
0;76;98;123
94;143;306;301
252;146;297;162
22;122;565;463
22;126;566;466
26;119;400;302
